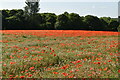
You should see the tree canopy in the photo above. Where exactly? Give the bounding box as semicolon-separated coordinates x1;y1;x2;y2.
24;0;40;15
1;9;120;31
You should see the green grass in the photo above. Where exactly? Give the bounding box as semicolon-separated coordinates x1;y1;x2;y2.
2;33;119;78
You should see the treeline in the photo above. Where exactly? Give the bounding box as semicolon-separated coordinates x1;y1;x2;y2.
1;9;120;31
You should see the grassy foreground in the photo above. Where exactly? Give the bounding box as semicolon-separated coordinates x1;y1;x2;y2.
1;30;119;78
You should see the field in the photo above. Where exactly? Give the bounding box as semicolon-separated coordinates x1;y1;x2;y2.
1;30;120;78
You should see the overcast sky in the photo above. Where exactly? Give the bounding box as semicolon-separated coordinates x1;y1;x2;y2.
0;0;120;17
0;0;119;2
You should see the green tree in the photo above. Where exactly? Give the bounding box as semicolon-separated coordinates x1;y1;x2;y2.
2;10;9;30
69;13;83;30
9;9;18;16
100;17;111;24
100;17;119;31
55;13;69;30
100;18;108;31
44;13;57;29
118;16;120;23
6;15;19;29
24;0;40;15
84;15;103;31
38;13;56;30
117;25;120;32
24;0;40;29
108;20;119;31
3;9;27;30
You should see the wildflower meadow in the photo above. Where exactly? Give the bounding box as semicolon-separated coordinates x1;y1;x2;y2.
1;30;120;78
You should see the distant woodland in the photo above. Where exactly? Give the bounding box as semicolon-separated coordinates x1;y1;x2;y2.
1;1;120;31
1;9;120;31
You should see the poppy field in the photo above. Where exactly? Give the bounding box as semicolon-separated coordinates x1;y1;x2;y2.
1;30;120;78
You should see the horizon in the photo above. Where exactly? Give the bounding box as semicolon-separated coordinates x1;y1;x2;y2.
0;1;119;18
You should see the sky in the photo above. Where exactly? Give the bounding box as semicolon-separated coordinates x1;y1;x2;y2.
0;0;120;18
0;0;119;2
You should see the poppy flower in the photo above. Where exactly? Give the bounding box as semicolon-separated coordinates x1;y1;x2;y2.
61;65;68;69
108;60;112;62
26;53;29;54
104;67;108;71
53;54;56;56
3;64;6;66
70;71;73;73
97;62;101;64
25;73;29;75
28;74;32;77
21;71;24;73
76;60;81;63
29;67;34;70
53;72;59;74
62;73;68;76
118;69;120;73
10;62;16;64
68;75;74;78
90;68;93;70
20;76;25;78
24;47;29;50
9;75;13;77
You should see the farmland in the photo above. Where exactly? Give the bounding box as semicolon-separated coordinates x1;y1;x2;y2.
1;30;120;78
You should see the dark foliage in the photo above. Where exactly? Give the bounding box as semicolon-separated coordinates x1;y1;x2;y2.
2;9;120;31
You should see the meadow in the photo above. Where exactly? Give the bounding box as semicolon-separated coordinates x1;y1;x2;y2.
1;30;120;78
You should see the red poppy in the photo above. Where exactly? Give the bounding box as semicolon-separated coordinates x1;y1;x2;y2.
20;76;25;78
21;71;24;73
23;56;28;58
104;67;108;71
52;50;55;52
50;53;53;54
90;68;93;70
53;72;59;74
62;73;68;76
68;75;74;78
118;69;120;73
26;53;29;54
10;62;16;64
9;75;13;77
3;64;6;66
25;70;28;72
53;54;56;56
24;47;29;50
61;66;68;69
76;60;81;63
108;60;112;62
69;71;73;73
29;67;34;70
28;74;32;77
25;73;29;75
75;69;79;72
